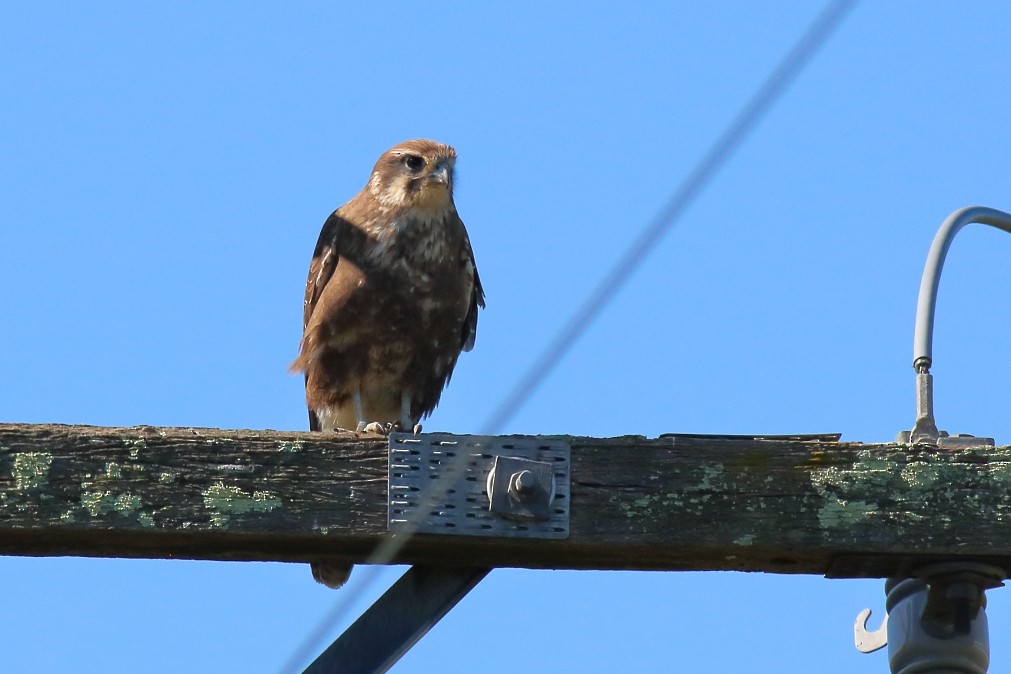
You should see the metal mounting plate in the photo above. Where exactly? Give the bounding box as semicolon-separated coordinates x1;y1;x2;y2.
388;433;570;539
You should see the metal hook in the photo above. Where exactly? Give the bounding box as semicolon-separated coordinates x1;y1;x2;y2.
853;607;888;653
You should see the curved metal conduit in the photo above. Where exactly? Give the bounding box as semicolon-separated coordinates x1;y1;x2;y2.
909;205;1011;444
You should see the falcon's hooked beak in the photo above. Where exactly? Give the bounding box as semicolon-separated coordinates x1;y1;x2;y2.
428;162;451;186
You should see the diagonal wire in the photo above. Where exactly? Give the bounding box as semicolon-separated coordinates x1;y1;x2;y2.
280;1;859;670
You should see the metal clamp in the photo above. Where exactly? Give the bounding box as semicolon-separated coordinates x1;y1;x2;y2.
486;455;556;521
388;433;570;539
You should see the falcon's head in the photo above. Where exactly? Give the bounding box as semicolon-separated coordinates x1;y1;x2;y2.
367;139;457;213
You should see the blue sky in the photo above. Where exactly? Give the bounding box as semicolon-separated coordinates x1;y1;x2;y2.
3;2;1011;672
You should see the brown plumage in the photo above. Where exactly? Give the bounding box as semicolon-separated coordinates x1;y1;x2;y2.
290;140;484;588
291;139;484;434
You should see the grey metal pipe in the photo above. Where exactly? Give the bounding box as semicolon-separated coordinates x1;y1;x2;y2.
913;206;1011;372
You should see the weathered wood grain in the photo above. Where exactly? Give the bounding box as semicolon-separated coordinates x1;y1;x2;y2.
2;423;1011;578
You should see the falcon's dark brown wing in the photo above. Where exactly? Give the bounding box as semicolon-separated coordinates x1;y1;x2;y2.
303;210;346;329
461;233;485;353
299;210;346;431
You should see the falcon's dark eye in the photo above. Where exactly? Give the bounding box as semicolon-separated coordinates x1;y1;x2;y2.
402;154;425;171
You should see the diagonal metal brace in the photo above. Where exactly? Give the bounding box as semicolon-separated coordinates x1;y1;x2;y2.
302;565;490;674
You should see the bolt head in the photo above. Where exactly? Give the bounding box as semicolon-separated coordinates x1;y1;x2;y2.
510;469;537;496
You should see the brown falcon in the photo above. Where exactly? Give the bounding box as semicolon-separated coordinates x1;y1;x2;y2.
290;139;484;587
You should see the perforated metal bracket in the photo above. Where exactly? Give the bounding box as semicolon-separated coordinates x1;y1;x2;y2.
388;433;570;539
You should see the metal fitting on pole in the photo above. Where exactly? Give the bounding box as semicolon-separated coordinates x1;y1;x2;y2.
899;205;1011;447
884;564;1004;674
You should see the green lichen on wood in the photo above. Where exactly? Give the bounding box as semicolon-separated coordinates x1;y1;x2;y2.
115;493;142;513
13;452;53;490
609;460;738;522
809;446;1011;534
106;462;122;479
81;491;143;517
698;464;725;491
278;439;304;453
809;450;892;530
613;490;687;522
202;482;281;527
815;497;878;528
122;437;146;460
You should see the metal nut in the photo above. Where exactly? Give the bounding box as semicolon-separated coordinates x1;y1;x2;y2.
509;470;537;498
